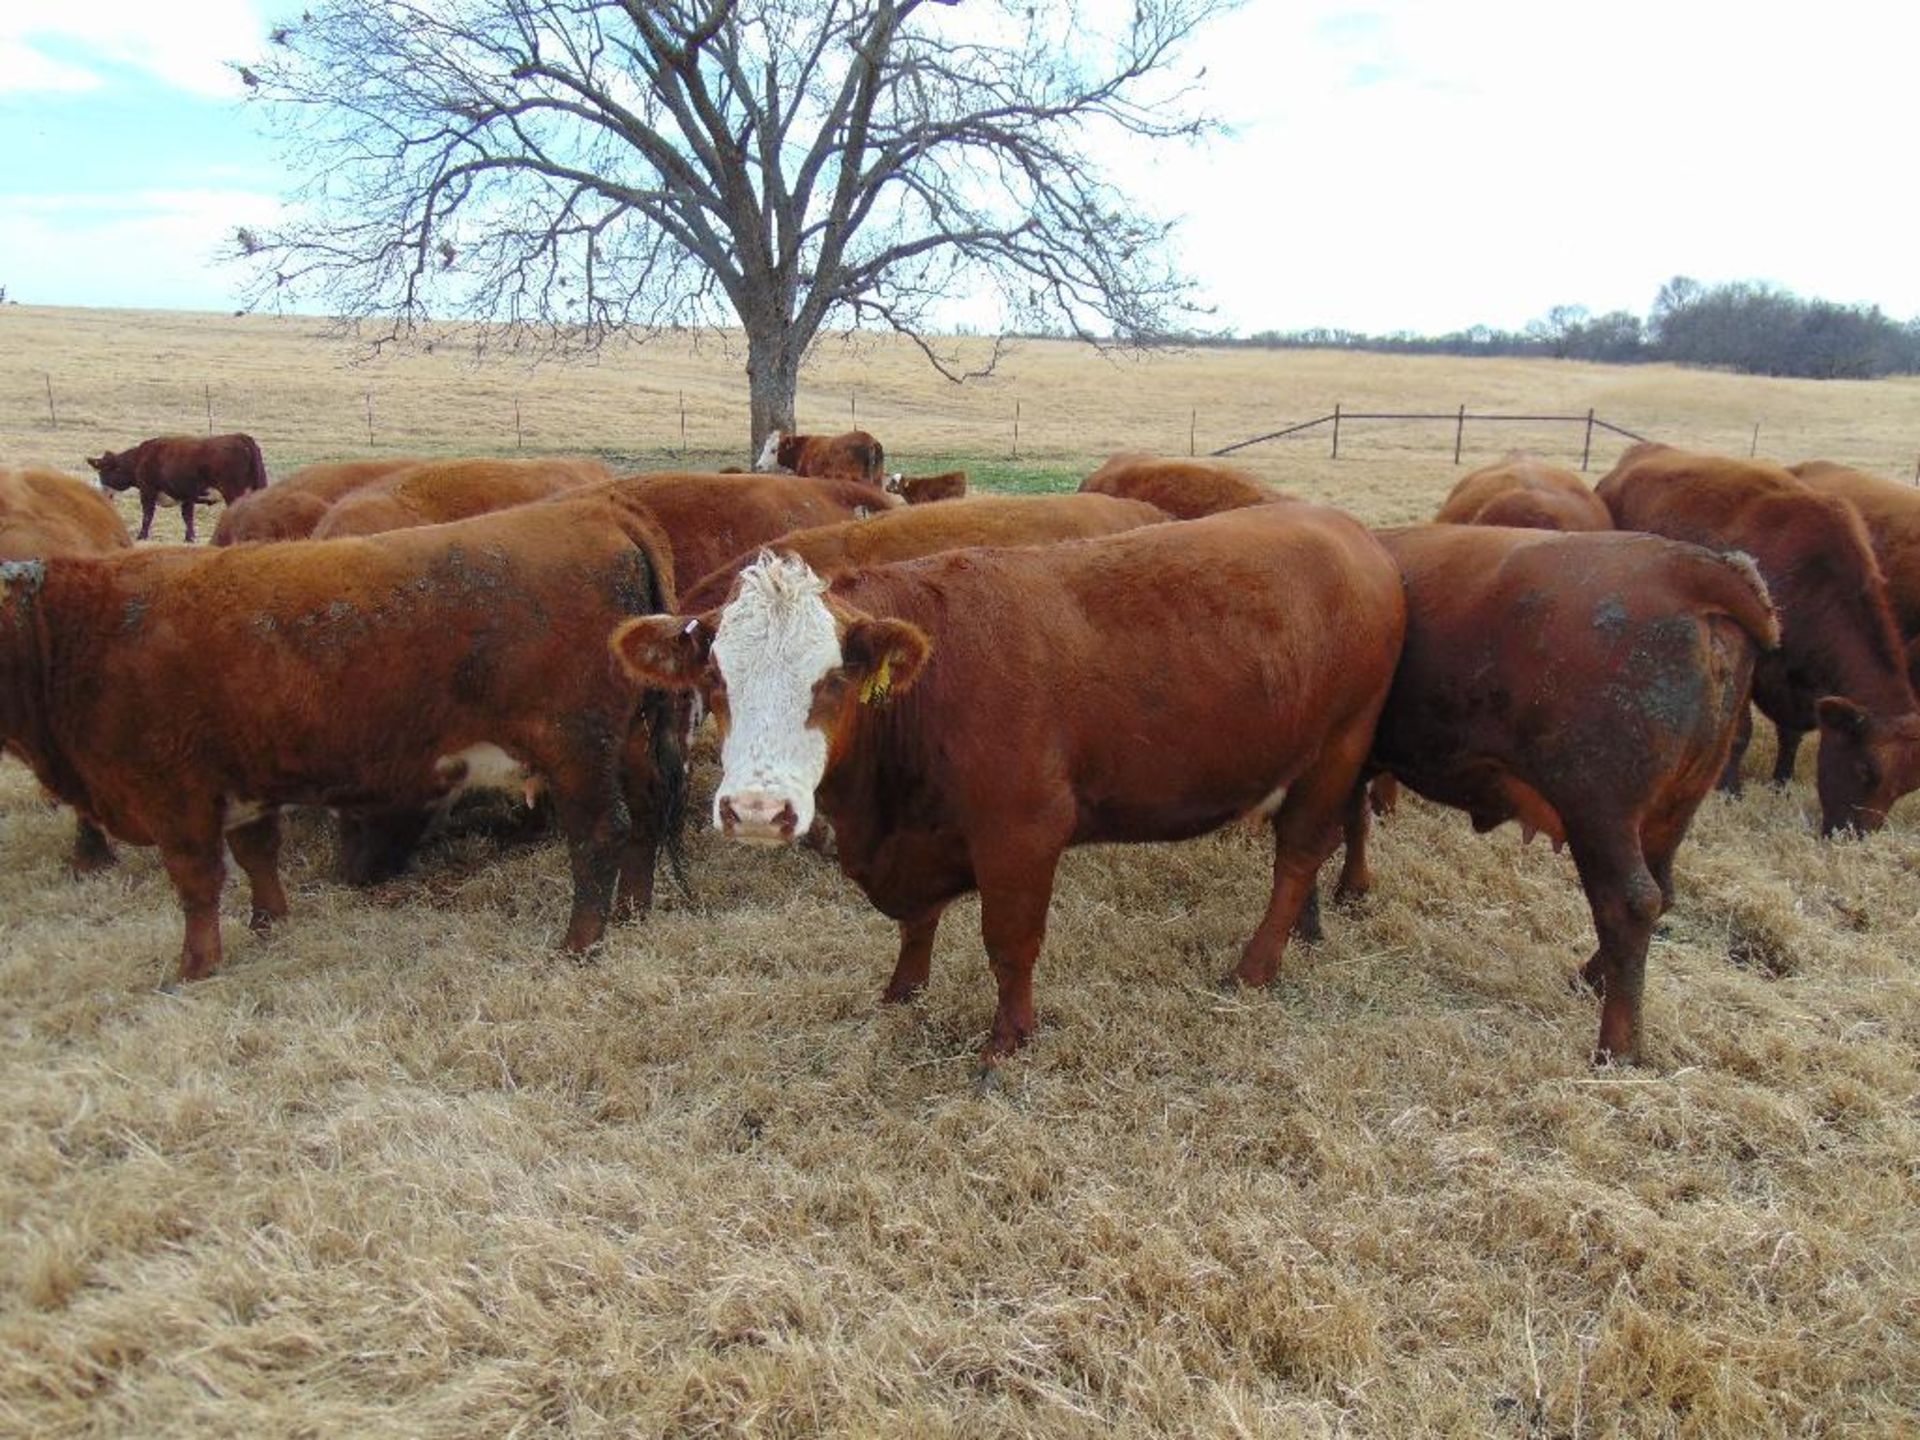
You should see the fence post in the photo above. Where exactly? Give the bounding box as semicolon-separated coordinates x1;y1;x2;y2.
205;383;213;435
1581;407;1595;470
514;397;524;450
679;392;687;458
1013;399;1021;461
1749;421;1760;458
851;391;857;426
365;390;374;446
44;373;56;429
1453;403;1466;465
1331;402;1341;460
1189;407;1196;458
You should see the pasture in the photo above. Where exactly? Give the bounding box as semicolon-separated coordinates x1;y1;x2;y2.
1;305;1917;1437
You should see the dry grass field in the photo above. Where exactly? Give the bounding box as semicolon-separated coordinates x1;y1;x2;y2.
1;305;1917;1437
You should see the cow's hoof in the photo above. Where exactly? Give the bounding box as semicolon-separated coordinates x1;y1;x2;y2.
971;1063;1006;1096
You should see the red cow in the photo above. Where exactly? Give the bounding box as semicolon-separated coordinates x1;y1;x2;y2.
86;433;267;542
612;504;1406;1063
1598;443;1920;833
214;457;425;545
1434;453;1613;531
0;467;134;874
754;429;887;485
0;489;685;983
312;457;610;539
1078;454;1285;518
679;492;1168;612
1318;525;1779;1062
883;470;969;505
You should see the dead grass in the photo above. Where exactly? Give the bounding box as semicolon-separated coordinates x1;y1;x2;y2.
1;306;1917;1437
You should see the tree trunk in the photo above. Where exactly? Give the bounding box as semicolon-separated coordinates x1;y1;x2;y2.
745;321;801;462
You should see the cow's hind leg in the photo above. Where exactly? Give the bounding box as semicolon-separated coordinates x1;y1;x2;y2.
1233;738;1370;989
882;903;950;1004
1568;823;1663;1065
138;492;158;541
181;498;198;543
158;834;226;983
1716;705;1754;794
550;751;630;954
1292;777;1374;942
227;812;290;933
1770;720;1806;788
68;817;116;876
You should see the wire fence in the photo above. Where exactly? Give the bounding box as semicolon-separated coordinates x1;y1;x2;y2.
1212;406;1651;471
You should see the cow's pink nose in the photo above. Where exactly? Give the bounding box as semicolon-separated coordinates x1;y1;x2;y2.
718;793;800;843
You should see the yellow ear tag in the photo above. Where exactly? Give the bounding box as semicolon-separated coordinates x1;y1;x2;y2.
859;655;894;706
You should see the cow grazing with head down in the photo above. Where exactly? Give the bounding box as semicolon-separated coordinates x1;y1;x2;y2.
312;457;611;539
86;433;268;542
1598;443;1920;834
613;504;1406;1063
754;430;887;485
1435;454;1612;531
678;492;1168;612
883;470;969;505
0;467;134;875
1078;454;1286;519
214;457;425;545
0;488;686;984
1314;525;1779;1063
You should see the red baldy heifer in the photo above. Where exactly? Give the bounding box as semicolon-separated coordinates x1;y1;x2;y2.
614;505;1406;1063
0;490;685;983
1319;526;1779;1062
883;470;969;505
1434;453;1613;531
755;430;886;485
87;433;268;542
1598;443;1920;833
1078;454;1284;519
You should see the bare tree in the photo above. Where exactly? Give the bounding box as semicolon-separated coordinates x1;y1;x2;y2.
237;0;1230;452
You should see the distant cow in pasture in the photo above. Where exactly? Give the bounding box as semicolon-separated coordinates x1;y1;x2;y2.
1314;525;1780;1063
86;433;268;542
884;470;969;505
0;489;685;983
0;466;134;875
1598;443;1920;834
679;492;1169;612
1078;454;1286;518
612;504;1405;1063
312;457;611;539
214;457;425;545
1434;453;1612;531
754;429;887;485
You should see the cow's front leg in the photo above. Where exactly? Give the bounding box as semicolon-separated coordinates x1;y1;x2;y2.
973;851;1062;1062
227;812;289;932
159;837;226;983
881;902;949;1004
68;817;116;876
138;491;158;541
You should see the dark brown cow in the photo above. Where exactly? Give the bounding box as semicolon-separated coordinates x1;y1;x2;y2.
0;490;685;983
214;457;424;545
883;470;969;505
86;433;267;542
313;457;611;539
613;504;1406;1063
679;492;1168;612
755;429;886;485
1078;454;1284;519
1435;453;1613;531
1597;443;1920;833
1317;526;1779;1063
0;467;135;874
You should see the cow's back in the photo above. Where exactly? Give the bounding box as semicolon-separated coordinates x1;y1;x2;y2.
683;492;1166;610
1078;454;1282;518
1790;461;1920;642
0;467;133;557
1436;455;1611;531
313;457;610;538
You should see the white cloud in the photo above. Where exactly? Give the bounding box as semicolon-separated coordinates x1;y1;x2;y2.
0;0;264;97
0;189;284;311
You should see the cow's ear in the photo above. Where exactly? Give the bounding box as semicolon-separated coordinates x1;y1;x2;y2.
842;616;930;704
611;614;716;689
1816;696;1870;737
84;455;106;472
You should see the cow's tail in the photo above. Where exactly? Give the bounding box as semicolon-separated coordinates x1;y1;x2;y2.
633;525;692;900
1689;547;1782;651
864;437;886;485
241;434;268;494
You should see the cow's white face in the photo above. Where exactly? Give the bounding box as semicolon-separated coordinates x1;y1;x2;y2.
608;554;932;847
707;556;843;842
753;431;785;473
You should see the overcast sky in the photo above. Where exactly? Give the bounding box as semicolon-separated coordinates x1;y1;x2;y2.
2;1;1915;335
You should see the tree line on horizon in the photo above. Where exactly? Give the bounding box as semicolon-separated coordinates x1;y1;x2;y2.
1167;277;1920;379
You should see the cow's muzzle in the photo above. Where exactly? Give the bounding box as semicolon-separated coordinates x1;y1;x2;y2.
718;792;801;845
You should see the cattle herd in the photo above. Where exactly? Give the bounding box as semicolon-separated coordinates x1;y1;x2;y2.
3;424;1917;1074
